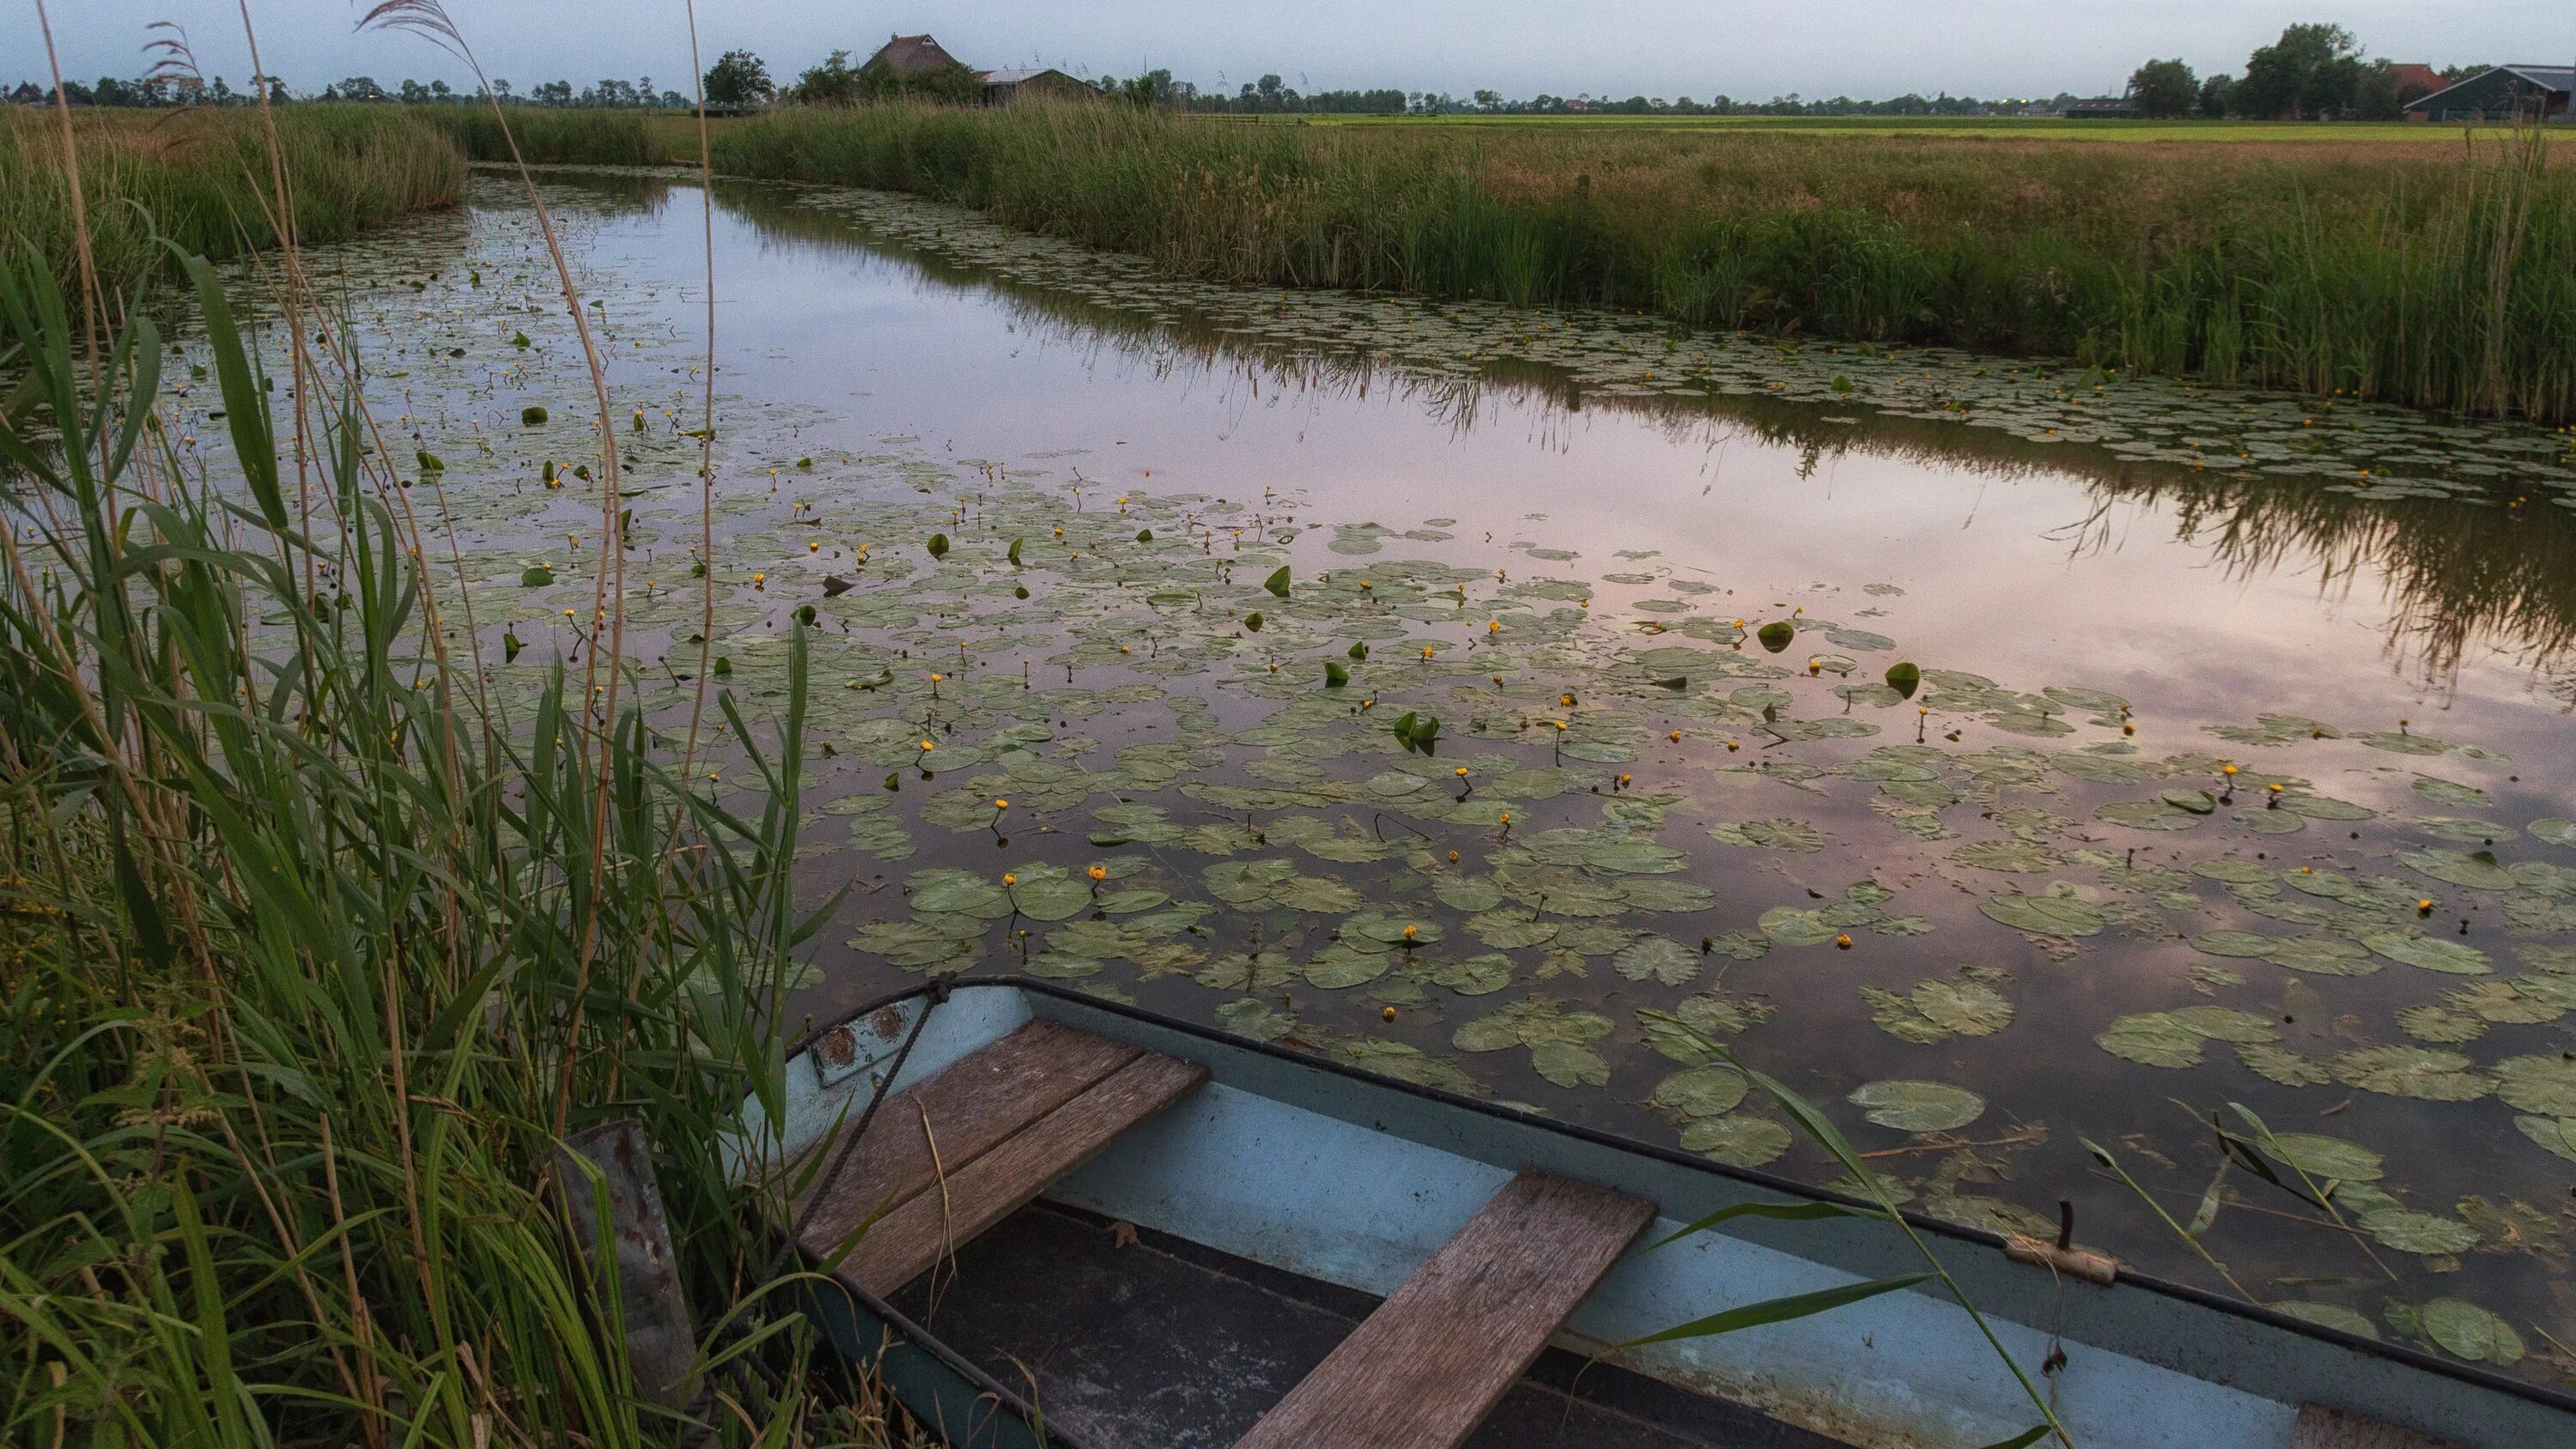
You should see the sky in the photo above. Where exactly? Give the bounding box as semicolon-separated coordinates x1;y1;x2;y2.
26;1;2576;100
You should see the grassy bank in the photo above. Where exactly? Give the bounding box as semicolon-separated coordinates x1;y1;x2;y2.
710;102;2576;422
0;105;463;302
0;157;881;1447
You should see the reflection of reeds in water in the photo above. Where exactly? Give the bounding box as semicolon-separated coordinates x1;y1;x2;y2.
715;173;2576;685
707;102;2576;424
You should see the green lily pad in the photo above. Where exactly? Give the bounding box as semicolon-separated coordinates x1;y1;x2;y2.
1611;934;1700;986
2330;1046;2492;1100
1847;1079;1984;1132
1680;1114;1792;1167
2397;848;2516;891
1432;953;1516;996
2419;1299;2524;1366
2495;1055;2576;1115
2271;1302;2379;1339
2360;1210;2480;1256
1980;888;2105;937
2265;1133;2384;1182
2363;932;2491;975
2097;1013;2202;1068
1214;997;1295;1042
1531;1040;1611;1088
2528;819;2576;850
2413;776;2493;809
1653;1066;1749;1119
1914;980;2013;1037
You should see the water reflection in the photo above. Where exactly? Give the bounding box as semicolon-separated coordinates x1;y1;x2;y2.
708;173;2576;690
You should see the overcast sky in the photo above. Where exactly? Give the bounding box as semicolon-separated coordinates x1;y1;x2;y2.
27;2;2576;100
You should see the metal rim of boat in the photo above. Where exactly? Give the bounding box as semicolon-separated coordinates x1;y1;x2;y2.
785;973;2576;1427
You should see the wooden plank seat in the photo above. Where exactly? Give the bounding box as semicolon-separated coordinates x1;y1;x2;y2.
1234;1169;1656;1449
791;1019;1206;1296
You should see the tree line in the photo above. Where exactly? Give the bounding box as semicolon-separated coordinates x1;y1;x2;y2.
9;21;2508;119
6;73;695;109
2127;24;2488;119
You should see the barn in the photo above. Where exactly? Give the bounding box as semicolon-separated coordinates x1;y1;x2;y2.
980;68;1096;105
2403;64;2573;124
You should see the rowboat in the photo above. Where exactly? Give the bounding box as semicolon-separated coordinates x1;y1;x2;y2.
730;978;2576;1449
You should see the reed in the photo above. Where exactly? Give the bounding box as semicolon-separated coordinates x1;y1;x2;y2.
422;106;674;167
0;104;464;304
0;94;884;1449
710;102;2576;423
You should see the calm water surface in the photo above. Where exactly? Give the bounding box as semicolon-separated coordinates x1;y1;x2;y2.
243;171;2576;1376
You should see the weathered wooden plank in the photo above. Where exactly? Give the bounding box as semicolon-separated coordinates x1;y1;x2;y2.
795;1020;1141;1258
840;1052;1208;1296
2293;1404;2470;1449
1233;1170;1654;1449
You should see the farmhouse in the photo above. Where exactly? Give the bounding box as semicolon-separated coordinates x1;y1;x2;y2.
2063;96;2137;118
859;33;1095;105
864;33;968;76
2404;64;2573;123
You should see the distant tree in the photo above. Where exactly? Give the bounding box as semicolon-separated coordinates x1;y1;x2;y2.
2237;23;2358;119
2128;58;2197;118
856;58;982;105
2353;60;2406;120
702;49;773;106
789;50;862;105
1473;88;1500;112
2196;72;2235;118
337;76;386;101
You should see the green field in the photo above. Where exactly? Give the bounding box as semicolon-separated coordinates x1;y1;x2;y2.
1254;112;2530;144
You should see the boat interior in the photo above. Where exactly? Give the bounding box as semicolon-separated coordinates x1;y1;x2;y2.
742;982;2561;1449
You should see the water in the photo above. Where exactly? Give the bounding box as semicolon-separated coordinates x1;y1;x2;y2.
218;168;2576;1377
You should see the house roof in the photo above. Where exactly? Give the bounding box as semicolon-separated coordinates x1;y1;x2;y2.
2406;64;2576;112
869;33;963;75
980;69;1053;85
2386;64;2445;95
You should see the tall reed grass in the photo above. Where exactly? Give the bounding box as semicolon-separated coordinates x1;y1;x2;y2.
0;105;887;1449
711;102;2576;422
423;106;674;167
0;105;464;304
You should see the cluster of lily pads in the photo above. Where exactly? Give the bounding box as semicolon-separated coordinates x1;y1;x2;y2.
177;171;2576;1379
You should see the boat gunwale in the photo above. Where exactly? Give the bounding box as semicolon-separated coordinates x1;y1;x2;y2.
782;974;2576;1427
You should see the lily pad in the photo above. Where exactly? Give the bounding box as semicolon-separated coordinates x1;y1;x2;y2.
1680;1114;1792;1168
1846;1079;1984;1132
2418;1299;2524;1367
1980;888;2105;937
1653;1066;1749;1119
